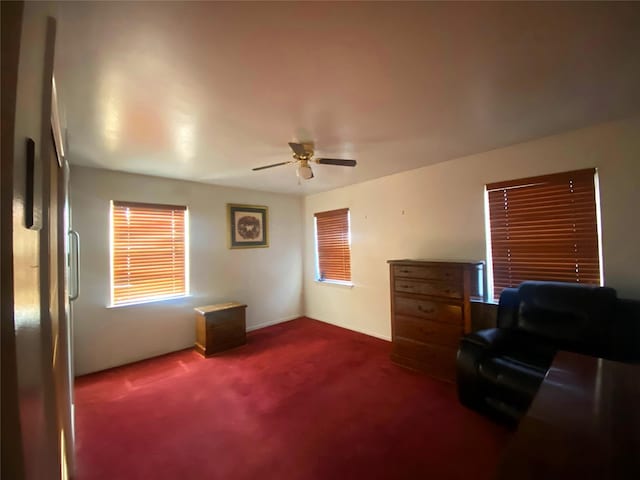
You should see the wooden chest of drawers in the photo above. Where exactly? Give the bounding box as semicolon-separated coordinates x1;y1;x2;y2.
194;302;247;356
388;260;483;382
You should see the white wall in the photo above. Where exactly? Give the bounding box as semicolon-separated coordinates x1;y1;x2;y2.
70;166;303;375
303;117;640;340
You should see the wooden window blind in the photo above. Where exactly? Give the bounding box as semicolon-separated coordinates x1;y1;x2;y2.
314;208;351;282
111;201;187;305
486;168;600;301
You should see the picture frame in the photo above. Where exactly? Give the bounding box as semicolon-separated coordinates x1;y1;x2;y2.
227;204;269;249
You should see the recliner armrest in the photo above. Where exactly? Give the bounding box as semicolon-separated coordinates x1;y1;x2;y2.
612;298;640;363
457;329;507;411
457;327;534;416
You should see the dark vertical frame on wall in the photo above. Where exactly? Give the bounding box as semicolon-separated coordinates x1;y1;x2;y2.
24;137;42;229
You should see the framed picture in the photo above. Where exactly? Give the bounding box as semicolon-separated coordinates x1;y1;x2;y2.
227;204;269;249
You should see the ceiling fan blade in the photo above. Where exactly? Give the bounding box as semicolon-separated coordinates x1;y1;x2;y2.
288;142;308;157
252;161;292;171
315;158;357;167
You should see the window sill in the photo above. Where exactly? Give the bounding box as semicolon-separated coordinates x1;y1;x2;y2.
107;294;191;309
471;297;497;305
314;279;354;289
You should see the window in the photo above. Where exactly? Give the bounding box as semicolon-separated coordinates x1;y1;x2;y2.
314;208;352;284
111;201;188;306
486;168;601;301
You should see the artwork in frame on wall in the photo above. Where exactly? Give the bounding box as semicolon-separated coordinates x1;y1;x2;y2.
227;204;269;249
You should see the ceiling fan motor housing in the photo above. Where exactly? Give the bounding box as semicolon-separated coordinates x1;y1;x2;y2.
251;141;356;181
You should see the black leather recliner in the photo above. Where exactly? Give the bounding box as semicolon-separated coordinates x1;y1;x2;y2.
457;281;640;423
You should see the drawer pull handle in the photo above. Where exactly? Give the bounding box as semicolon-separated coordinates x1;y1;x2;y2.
401;285;411;289
418;305;435;314
400;269;409;273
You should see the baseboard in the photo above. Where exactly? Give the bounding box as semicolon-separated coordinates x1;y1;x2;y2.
307;316;392;342
246;314;302;332
78;315;383;376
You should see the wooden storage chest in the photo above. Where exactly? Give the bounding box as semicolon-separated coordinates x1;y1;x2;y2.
194;302;247;356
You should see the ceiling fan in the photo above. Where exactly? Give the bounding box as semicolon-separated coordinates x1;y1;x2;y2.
252;142;357;180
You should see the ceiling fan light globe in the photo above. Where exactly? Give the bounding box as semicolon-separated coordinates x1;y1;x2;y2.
298;165;314;180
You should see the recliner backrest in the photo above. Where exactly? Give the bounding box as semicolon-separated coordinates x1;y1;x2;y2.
496;288;520;329
516;281;617;356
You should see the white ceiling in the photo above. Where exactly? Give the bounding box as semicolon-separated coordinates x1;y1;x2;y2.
55;1;640;195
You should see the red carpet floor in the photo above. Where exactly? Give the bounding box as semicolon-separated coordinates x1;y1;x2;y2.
75;318;509;480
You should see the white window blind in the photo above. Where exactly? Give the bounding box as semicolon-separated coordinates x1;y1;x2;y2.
314;208;351;282
486;168;600;301
111;201;187;305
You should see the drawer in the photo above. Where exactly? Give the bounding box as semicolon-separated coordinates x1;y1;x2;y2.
212;329;246;346
393;265;461;283
391;337;457;382
205;323;246;354
394;296;462;324
208;320;244;336
394;279;462;299
394;315;461;347
202;308;244;325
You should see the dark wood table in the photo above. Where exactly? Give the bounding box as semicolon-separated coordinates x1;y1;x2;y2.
496;351;640;480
